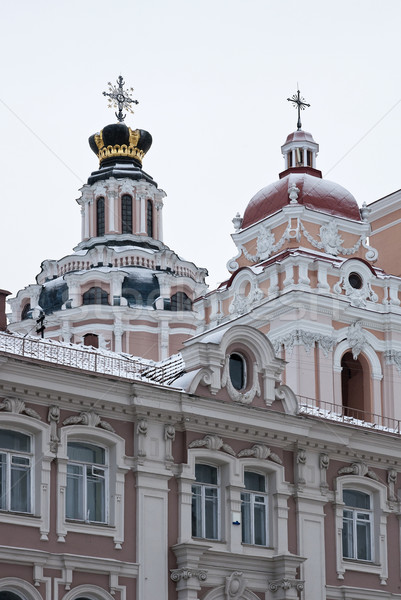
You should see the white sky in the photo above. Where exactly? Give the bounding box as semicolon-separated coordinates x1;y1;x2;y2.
1;0;401;297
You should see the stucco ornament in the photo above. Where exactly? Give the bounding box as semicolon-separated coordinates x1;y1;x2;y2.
225;572;246;600
221;356;261;404
229;282;264;316
271;329;335;358
319;220;344;255
346;321;367;360
268;579;304;593
288;182;300;204
237;444;282;464
257;226;276;259
232;212;243;231
334;273;378;308
48;405;60;453
384;349;401;373
63;410;115;432
388;469;397;502
0;397;41;420
170;569;207;582
338;461;379;481
300;218;377;260
189;434;236;456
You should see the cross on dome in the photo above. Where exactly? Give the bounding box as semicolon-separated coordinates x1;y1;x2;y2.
287;88;310;131
103;76;139;122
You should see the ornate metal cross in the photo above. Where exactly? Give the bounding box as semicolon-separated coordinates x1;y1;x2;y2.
103;76;139;122
287;89;310;131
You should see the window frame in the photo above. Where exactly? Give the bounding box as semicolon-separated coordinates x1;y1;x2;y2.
57;425;128;548
342;489;373;562
121;194;133;234
0;429;33;514
192;463;220;540
241;470;268;547
0;415;52;539
96;197;105;237
66;440;108;524
335;475;389;583
146;199;153;238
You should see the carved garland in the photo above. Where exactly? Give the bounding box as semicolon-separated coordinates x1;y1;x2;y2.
272;329;335;357
228;217;377;269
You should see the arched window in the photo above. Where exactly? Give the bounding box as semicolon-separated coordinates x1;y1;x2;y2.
146;200;153;238
341;352;370;417
66;441;107;523
229;353;246;391
82;287;109;306
121;195;132;234
241;471;268;546
83;333;99;349
192;463;219;540
21;303;31;320
0;593;25;600
171;291;192;311
0;429;32;513
96;197;105;237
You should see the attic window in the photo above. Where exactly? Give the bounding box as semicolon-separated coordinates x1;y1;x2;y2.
229;353;246;390
82;287;109;305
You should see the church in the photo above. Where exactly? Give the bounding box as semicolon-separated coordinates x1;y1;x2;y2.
0;78;401;600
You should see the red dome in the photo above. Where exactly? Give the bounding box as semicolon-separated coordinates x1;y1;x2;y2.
242;171;361;228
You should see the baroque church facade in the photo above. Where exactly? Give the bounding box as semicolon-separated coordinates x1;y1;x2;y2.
1;81;401;600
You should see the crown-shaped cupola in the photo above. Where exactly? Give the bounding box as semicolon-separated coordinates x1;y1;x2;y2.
87;77;154;186
77;77;166;248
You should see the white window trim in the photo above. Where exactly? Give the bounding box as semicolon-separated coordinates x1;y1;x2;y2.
66;441;109;524
61;584;115;600
0;413;52;540
0;577;44;600
241;470;269;547
192;463;220;540
58;425;129;549
239;458;289;557
335;475;389;584
177;450;290;557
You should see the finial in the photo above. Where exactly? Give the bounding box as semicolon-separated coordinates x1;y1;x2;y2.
287;89;310;131
103;76;139;122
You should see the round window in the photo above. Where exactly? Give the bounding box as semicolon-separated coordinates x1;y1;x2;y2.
229;353;246;390
348;272;363;289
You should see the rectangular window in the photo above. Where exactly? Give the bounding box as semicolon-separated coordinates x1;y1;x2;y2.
241;471;268;546
66;442;107;523
342;490;372;561
0;430;32;514
192;464;219;540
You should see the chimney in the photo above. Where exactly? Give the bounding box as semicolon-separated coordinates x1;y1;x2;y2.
0;289;11;331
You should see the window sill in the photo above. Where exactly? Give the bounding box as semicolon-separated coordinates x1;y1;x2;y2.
339;558;383;579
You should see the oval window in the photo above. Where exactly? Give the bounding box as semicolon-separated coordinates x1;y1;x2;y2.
229;353;246;390
348;272;362;289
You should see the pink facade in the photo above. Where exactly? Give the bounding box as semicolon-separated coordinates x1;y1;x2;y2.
3;82;401;600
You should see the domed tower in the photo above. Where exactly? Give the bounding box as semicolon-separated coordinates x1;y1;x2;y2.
8;77;208;359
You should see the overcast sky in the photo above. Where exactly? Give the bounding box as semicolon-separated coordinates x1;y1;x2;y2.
1;0;400;297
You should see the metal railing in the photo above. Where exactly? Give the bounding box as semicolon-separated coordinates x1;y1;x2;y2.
297;396;401;434
0;331;185;385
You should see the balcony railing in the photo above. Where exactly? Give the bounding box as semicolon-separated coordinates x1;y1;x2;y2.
297;396;401;435
0;331;185;386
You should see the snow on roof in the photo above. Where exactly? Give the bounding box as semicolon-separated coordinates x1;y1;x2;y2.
0;331;184;386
